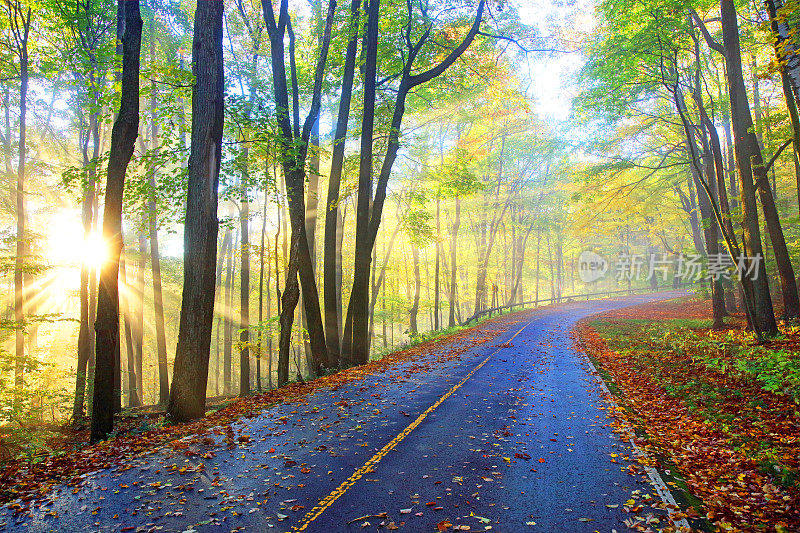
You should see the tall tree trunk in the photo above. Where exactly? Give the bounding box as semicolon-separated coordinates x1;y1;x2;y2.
344;0;380;365
767;2;800;218
433;198;441;329
535;228;541;303
214;227;231;394
10;3;30;413
346;0;486;363
277;238;299;387
135;229;145;402
240;180;251;396
368;221;400;335
257;197;267;391
223;238;234;395
91;0;142;441
409;245;420;335
120;257;140;407
696;91;748;316
167;0;224;422
781;70;800;218
336;204;345;341
267;229;273;389
73;146;95;420
448;196;460;328
148;37;169;404
324;0;361;369
718;0;778;334
506;223;535;306
265;2;333;379
681;40;727;325
686;175;705;255
720;78;739;213
766;0;800;104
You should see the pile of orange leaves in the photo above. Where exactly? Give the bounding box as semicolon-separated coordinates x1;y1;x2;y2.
576;298;800;532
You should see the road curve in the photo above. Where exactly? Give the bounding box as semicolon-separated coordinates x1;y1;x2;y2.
1;291;688;532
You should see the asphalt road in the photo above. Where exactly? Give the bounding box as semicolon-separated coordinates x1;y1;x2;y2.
1;291;689;533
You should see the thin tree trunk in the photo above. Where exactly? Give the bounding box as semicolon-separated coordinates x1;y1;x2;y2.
148;41;169;404
91;0;142;441
434;198;440;330
346;0;486;363
10;3;30;413
368;221;400;334
120;257;140;407
257;197;267;391
223;237;234;395
535;228;541;303
73;159;95;420
240;181;251;396
409;245;421;336
448;197;461;328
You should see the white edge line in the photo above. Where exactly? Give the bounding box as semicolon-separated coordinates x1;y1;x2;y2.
583;351;692;530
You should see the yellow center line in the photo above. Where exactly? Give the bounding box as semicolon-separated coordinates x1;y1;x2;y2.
291;322;530;532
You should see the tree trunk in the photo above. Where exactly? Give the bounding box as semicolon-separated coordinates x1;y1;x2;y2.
120;257;140;407
223;237;234;395
263;0;333;377
535;228;541;303
91;0;142;441
409;245;420;336
368;221;400;335
344;0;380;365
10;3;30;413
278;237;299;387
434;198;440;330
675;46;727;326
73;147;95;420
766;0;800;104
448;196;460;328
148;49;169;405
336;205;345;335
346;0;486;363
135;229;145;402
214;227;231;393
257;197;267;391
167;0;224;422
323;0;361;368
767;0;800;217
719;0;778;334
506;223;535;306
240;179;251;396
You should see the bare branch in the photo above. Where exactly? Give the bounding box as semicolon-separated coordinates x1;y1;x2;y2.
689;9;725;55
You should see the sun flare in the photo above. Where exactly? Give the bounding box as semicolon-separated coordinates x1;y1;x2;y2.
46;211;109;271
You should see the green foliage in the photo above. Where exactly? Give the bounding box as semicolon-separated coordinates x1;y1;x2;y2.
595;318;800;402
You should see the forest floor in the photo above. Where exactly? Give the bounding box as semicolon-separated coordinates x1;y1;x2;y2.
0;313;514;507
575;295;800;532
1;291;697;532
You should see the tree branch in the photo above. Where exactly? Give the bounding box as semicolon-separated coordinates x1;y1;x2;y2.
407;0;486;88
764;138;793;173
689;9;725;55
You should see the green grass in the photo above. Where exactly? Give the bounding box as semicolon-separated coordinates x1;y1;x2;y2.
589;317;800;493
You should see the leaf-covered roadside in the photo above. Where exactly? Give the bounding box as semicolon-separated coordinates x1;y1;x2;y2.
574;297;800;532
0;319;508;508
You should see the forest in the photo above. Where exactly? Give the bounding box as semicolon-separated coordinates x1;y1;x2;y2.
0;0;800;526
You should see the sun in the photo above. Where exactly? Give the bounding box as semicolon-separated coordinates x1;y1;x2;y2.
46;210;109;271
